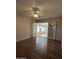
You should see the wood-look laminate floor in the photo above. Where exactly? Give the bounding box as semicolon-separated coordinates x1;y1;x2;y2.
16;37;62;59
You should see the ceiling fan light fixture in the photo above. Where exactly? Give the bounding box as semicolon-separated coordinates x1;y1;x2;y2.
34;14;38;18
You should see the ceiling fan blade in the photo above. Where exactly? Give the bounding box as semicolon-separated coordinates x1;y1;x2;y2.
23;8;32;11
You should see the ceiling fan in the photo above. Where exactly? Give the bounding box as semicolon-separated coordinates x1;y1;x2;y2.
23;0;44;19
32;7;40;18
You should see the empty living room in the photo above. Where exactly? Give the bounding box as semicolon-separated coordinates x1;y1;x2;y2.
16;0;62;59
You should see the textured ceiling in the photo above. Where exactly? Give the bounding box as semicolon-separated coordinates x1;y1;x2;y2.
16;0;62;19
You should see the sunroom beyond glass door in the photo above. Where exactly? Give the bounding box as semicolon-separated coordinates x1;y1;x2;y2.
33;23;48;38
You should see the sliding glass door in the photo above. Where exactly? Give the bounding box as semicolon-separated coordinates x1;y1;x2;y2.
33;23;48;38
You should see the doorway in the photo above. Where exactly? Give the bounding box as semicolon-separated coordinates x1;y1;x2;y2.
33;23;48;38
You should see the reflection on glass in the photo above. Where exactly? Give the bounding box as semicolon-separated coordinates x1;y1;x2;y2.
35;37;47;54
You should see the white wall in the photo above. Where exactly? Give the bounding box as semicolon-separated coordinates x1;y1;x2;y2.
16;15;32;42
56;18;62;41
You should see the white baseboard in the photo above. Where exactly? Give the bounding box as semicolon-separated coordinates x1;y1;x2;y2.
16;36;32;42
